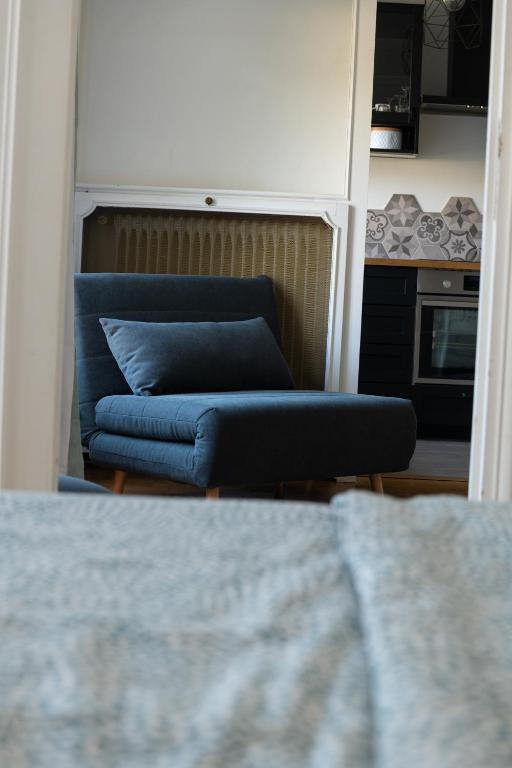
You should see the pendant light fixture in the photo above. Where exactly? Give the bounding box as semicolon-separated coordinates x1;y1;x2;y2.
424;0;482;50
443;0;466;11
424;0;451;49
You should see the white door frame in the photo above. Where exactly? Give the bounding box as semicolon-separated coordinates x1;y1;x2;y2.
469;0;512;500
0;0;80;490
339;0;377;393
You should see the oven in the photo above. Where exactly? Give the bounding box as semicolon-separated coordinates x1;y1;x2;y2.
413;269;479;386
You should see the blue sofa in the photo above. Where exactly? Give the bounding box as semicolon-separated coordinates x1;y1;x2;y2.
75;273;416;495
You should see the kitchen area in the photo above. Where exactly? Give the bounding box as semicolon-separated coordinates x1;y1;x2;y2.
361;0;490;487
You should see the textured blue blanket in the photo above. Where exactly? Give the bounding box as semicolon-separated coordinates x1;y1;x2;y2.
0;491;511;767
333;492;512;768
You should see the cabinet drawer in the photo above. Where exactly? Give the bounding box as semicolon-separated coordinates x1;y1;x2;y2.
361;304;415;345
359;343;414;383
358;382;412;401
363;266;417;306
412;384;473;428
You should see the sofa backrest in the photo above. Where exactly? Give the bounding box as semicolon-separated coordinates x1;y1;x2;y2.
74;273;281;445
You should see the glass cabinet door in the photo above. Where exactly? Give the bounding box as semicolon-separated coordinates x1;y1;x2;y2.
373;4;422;116
372;3;423;154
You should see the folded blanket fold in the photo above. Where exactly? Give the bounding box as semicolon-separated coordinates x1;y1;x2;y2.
332;491;512;768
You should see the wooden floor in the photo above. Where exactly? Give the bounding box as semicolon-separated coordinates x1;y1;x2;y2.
86;464;468;501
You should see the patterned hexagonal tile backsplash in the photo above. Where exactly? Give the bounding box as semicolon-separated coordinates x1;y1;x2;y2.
366;195;482;261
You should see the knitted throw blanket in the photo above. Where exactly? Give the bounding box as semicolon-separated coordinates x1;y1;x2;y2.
0;490;511;767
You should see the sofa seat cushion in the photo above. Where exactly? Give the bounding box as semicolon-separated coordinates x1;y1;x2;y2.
93;392;417;488
96;393;229;443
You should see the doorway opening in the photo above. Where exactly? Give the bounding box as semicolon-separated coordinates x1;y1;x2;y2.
359;0;492;496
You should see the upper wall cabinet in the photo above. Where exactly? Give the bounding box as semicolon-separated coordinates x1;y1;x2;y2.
422;0;493;115
371;3;424;157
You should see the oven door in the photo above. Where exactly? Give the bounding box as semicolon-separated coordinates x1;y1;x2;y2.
414;295;478;385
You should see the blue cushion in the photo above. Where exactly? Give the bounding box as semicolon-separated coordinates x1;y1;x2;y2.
57;475;111;494
99;316;294;396
92;391;417;487
75;274;282;445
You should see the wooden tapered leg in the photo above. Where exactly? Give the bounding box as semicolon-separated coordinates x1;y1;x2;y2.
304;480;315;498
112;470;127;494
206;487;220;500
274;482;285;500
369;473;384;495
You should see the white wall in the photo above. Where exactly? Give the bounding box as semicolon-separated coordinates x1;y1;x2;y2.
77;0;354;195
368;114;487;212
76;0;379;395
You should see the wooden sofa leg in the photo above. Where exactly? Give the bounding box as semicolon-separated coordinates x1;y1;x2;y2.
369;473;384;495
206;487;220;500
274;482;285;500
304;480;315;497
112;470;127;494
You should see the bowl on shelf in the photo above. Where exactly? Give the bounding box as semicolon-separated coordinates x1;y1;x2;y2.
370;126;403;151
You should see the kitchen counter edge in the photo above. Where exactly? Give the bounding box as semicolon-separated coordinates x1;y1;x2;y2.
365;258;480;271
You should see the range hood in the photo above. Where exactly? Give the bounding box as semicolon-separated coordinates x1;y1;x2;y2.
421;98;487;115
421;0;492;116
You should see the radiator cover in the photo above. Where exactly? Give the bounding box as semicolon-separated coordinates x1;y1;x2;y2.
82;207;333;390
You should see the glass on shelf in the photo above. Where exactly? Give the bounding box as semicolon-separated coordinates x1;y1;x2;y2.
396;86;410;113
386;87;410;114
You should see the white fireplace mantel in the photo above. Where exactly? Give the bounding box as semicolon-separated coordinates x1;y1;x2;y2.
74;184;350;391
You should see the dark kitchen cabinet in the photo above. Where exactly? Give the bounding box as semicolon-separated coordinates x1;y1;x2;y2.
412;384;473;440
358;266;417;401
371;3;424;155
422;0;493;113
357;382;413;401
450;0;492;108
360;343;414;384
358;265;474;440
360;305;416;345
363;266;417;306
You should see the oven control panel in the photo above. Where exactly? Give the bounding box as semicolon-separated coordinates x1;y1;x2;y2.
463;274;480;293
417;269;479;296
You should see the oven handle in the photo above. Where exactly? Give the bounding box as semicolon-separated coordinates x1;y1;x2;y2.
419;299;478;309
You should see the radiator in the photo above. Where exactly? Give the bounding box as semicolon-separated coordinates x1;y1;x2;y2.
82;208;333;390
